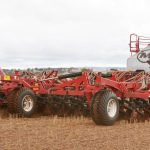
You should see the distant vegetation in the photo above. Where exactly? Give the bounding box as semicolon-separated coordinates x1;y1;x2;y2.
3;67;126;74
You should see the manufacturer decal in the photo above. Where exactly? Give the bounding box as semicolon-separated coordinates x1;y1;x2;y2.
137;50;150;64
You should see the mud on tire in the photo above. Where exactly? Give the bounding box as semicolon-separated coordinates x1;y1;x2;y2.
91;90;119;126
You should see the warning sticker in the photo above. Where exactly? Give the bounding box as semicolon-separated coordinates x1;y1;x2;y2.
4;75;10;80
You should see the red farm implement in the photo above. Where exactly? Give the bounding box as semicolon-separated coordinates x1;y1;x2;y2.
0;34;150;126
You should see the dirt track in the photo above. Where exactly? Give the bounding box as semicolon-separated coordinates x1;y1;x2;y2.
0;111;150;150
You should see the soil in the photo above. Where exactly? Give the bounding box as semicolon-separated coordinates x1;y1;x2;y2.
0;108;150;150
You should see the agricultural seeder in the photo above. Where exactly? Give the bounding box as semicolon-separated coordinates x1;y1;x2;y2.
0;34;150;126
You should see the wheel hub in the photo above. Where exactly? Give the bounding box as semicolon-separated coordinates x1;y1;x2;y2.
22;95;33;112
107;99;117;118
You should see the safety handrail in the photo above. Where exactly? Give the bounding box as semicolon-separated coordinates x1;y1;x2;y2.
129;33;150;55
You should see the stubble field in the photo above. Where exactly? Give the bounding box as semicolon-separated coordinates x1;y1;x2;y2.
0;109;150;150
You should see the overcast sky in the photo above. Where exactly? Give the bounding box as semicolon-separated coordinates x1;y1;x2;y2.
0;0;149;69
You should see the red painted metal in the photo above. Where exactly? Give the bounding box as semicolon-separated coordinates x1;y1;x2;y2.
130;33;140;55
0;70;150;106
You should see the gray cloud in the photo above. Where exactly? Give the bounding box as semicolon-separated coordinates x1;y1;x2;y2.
0;0;149;69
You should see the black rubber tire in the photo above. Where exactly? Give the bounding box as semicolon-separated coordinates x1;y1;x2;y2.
8;87;37;117
91;90;119;126
7;90;18;113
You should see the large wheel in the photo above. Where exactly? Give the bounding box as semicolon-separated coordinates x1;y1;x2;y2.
7;87;37;117
91;90;119;126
